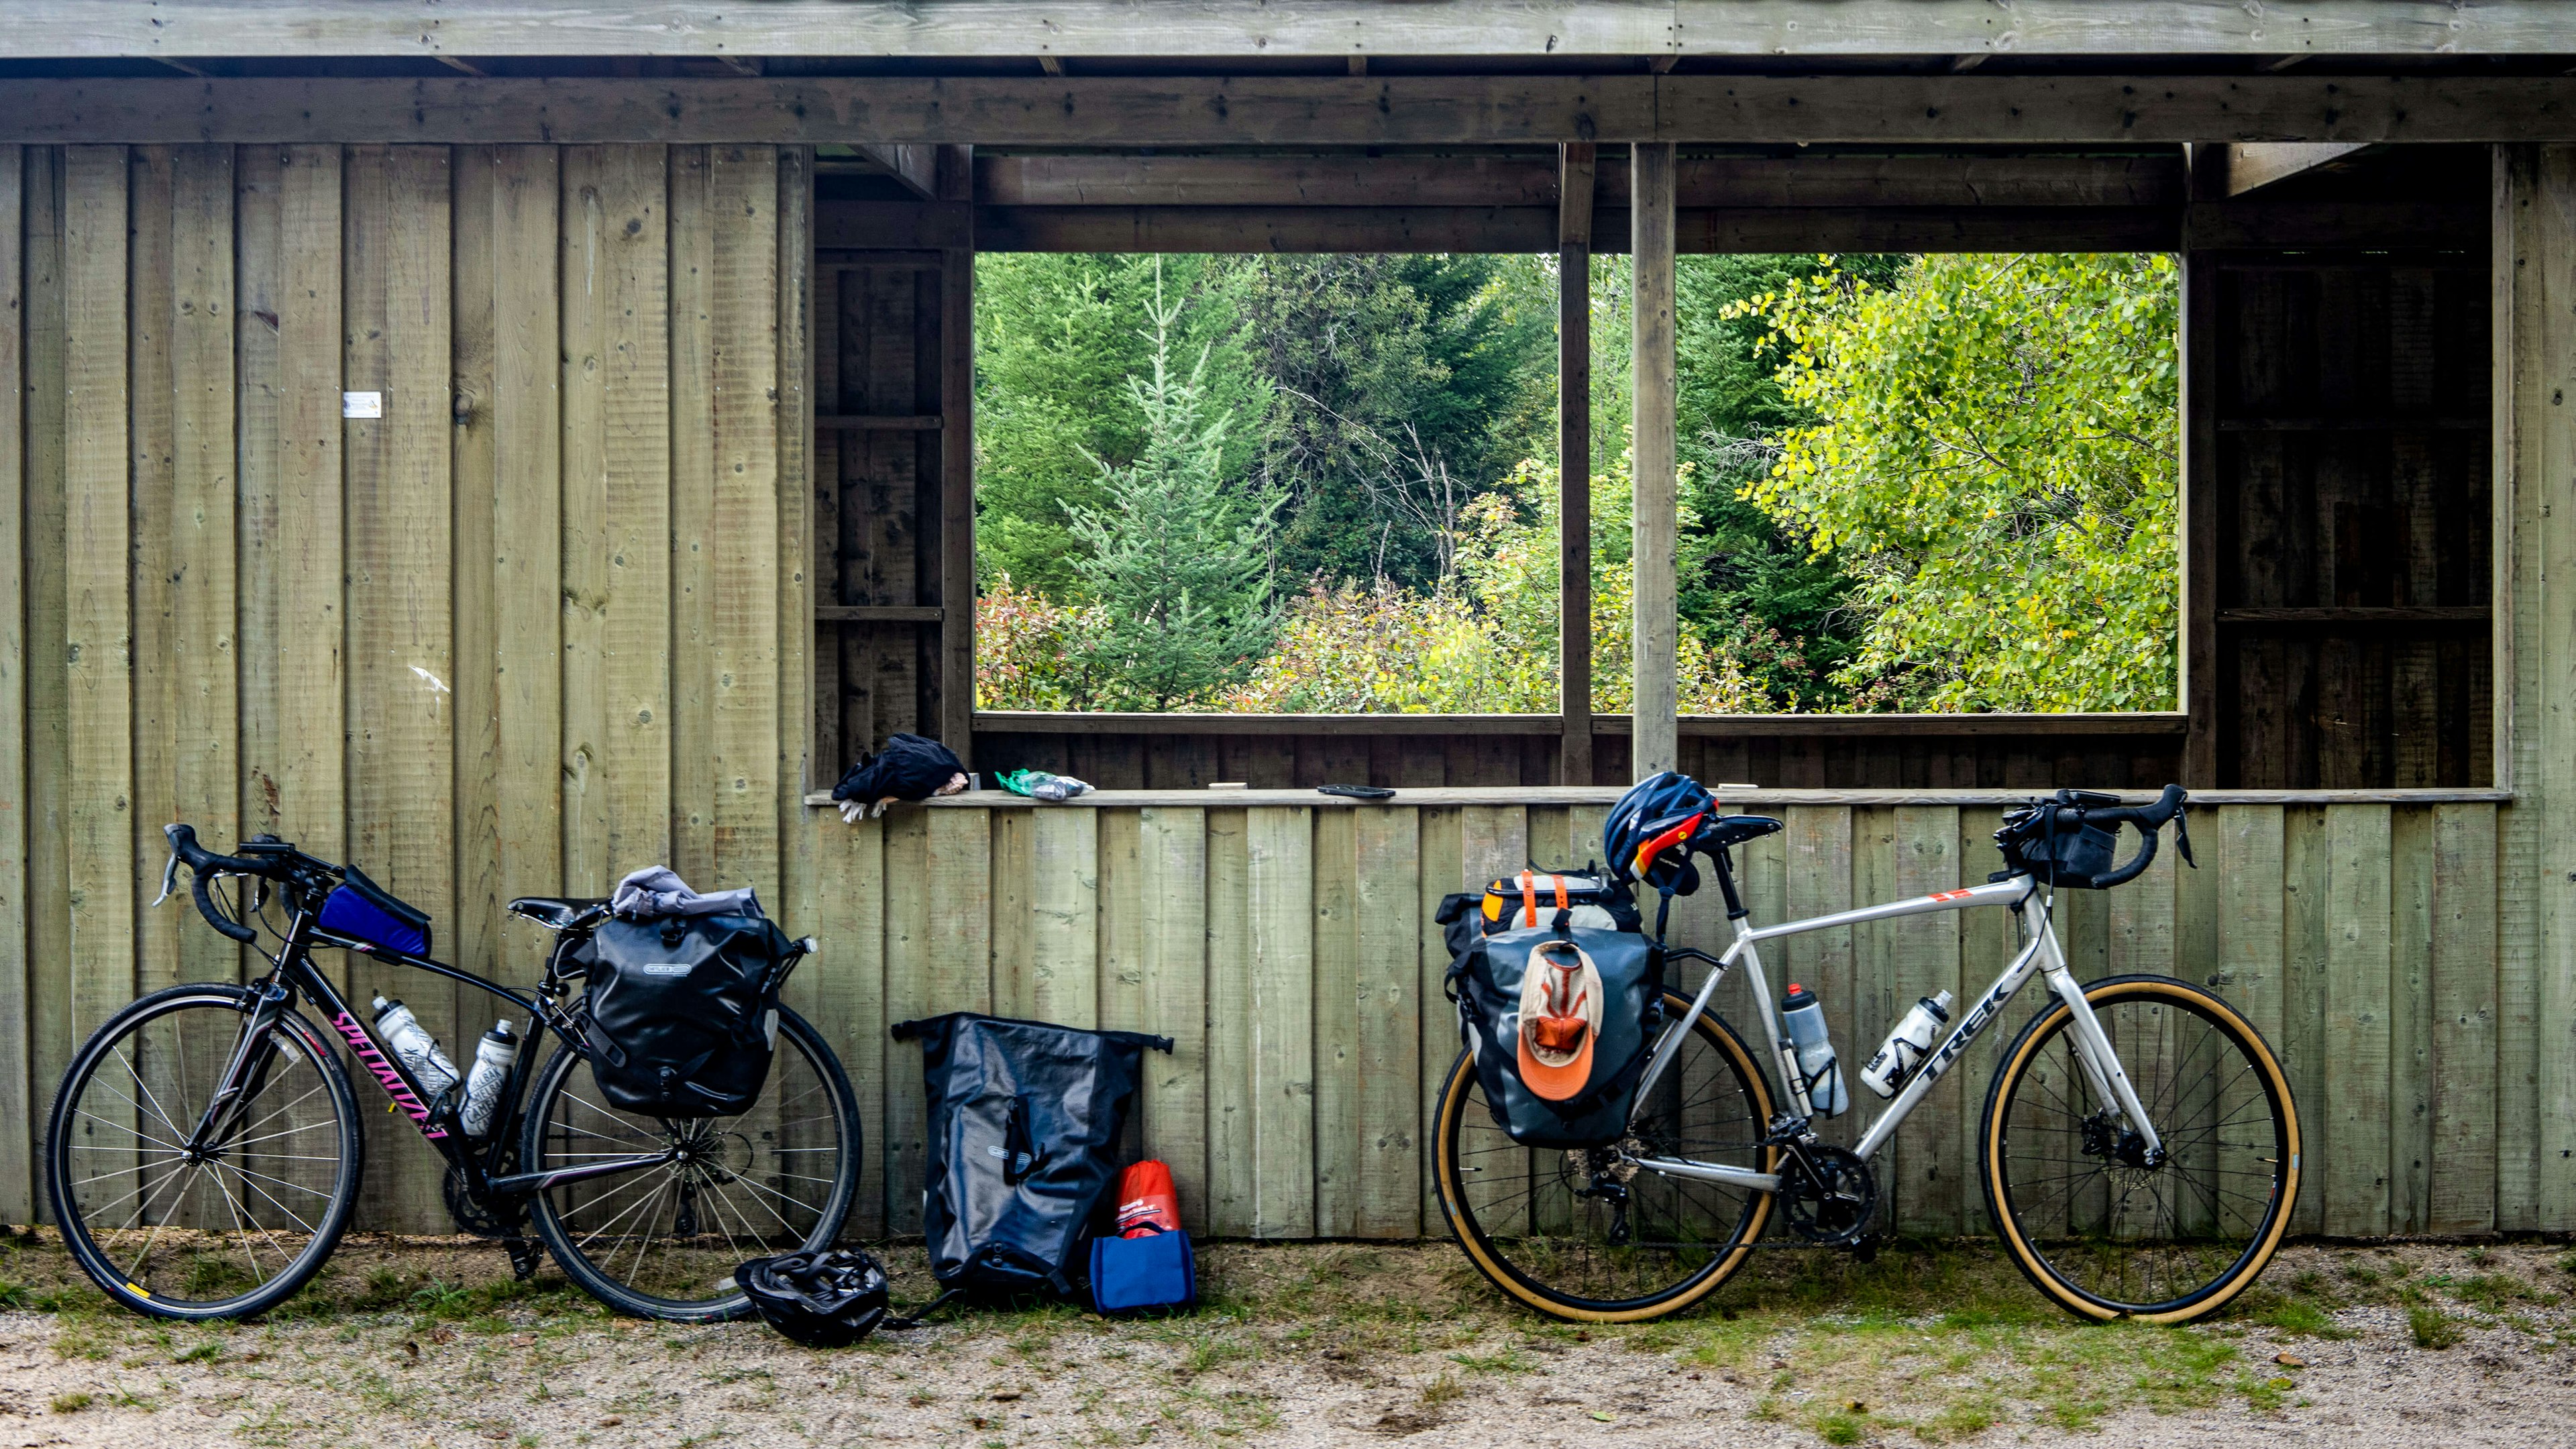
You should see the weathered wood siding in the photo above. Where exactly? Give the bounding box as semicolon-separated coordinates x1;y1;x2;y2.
808;795;2512;1242
0;143;812;1229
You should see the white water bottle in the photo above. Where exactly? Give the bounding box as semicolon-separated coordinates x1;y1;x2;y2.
1860;990;1954;1099
1778;983;1847;1118
458;1020;520;1140
371;996;459;1101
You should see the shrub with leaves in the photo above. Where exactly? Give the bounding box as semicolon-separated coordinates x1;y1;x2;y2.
1731;253;2179;711
975;574;1108;710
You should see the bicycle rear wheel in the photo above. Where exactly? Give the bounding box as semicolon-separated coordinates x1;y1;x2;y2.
1436;992;1776;1322
521;1004;860;1322
46;984;364;1320
1981;974;2300;1323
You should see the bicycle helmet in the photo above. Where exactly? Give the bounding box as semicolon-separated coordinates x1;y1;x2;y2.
739;1248;896;1346
1603;771;1716;896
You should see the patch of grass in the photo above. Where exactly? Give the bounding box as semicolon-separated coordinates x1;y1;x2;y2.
2237;1373;2297;1413
1918;1394;2004;1442
2410;1305;2467;1350
2244;1297;2352;1339
174;1338;223;1364
50;1391;93;1413
2453;1273;2551;1313
1417;1371;1462;1406
1810;1404;1868;1445
1446;1344;1540;1375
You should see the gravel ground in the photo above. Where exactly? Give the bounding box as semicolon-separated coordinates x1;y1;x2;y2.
3;1230;2572;1448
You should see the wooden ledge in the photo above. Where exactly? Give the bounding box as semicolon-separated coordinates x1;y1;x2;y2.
804;786;2512;810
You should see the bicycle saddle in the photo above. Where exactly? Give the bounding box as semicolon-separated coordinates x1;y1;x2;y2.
1700;814;1784;849
506;896;610;931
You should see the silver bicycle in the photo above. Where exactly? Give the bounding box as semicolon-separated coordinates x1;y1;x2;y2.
1436;784;2302;1324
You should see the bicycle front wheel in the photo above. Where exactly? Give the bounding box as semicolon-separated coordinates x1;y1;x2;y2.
521;1004;860;1322
1981;974;2300;1323
45;984;364;1320
1436;992;1776;1323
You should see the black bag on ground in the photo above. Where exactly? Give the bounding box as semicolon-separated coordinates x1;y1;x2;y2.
1447;923;1664;1149
891;1012;1173;1297
832;732;967;805
584;907;798;1118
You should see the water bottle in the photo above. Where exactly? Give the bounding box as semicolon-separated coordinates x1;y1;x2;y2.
1860;990;1955;1099
370;996;459;1101
458;1020;521;1140
1779;983;1847;1118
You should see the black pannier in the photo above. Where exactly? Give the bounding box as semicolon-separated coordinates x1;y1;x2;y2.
1446;924;1664;1149
1992;796;2121;890
891;1013;1173;1297
584;907;798;1118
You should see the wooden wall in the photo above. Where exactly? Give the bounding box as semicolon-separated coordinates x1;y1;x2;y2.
0;144;814;1230
801;794;2520;1242
2210;252;2494;788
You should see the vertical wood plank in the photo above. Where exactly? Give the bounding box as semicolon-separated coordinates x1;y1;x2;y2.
23;148;76;1207
1095;807;1145;1038
559;146;671;894
1783;806;1857;1153
1138;806;1209;1233
1246;805;1317;1238
343;145;455;1232
811;814;885;1237
234;148;281;844
2321;804;2394;1236
668;145;716;885
2430;803;2500;1234
1352;805;1421;1238
989;808;1032;1016
1627;140;1676;777
1888;806;1962;1235
127;148;176;1014
1954;808;2014;1233
451;146;500;989
935;150;974;758
275;146;343;960
172;145;237;989
711;145;782;900
1415;805;1464;1228
0;146;30;1218
2532;147;2576;1234
2280;805;2330;1235
880;808;932;1232
1205;806;1252;1235
773;147;814;922
63;145;132;1046
1029;807;1099;1027
1311;804;1360;1236
2389;806;2434;1232
1556;142;1594;786
490;147;561;963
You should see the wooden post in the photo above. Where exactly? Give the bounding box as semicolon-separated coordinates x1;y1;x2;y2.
1630;141;1678;780
936;144;977;764
2180;146;2221;787
1557;142;1595;786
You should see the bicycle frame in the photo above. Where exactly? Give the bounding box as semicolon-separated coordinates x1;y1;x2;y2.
189;893;675;1205
1626;873;2164;1196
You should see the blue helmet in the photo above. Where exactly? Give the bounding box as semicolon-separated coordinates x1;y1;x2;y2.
1604;771;1716;896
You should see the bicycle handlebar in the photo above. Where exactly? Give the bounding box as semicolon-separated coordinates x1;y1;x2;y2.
164;823;265;943
2047;784;2191;891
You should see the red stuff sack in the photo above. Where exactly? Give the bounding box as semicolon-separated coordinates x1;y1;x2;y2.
1113;1160;1181;1238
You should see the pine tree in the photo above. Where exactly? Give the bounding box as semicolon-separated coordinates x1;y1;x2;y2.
1064;263;1281;710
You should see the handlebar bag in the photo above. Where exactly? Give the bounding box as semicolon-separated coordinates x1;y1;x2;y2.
890;1012;1173;1297
584;906;796;1118
1446;924;1663;1149
318;865;433;957
1993;808;2121;890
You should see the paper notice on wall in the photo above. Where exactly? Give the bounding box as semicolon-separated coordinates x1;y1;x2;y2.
342;390;383;419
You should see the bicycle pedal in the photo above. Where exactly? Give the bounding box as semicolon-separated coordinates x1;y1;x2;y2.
1851;1233;1882;1265
505;1238;543;1282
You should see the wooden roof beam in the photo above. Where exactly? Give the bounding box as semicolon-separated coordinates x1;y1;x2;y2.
2211;140;2376;195
10;75;2576;146
856;142;938;198
21;1;2576;62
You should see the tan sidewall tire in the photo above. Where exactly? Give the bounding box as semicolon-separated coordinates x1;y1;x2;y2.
1435;992;1777;1324
1980;975;2302;1325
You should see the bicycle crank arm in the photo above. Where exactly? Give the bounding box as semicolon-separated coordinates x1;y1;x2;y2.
1633;1157;1782;1193
486;1150;679;1196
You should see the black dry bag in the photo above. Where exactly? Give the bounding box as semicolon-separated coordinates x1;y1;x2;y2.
891;1013;1173;1297
584;908;797;1118
1448;924;1664;1149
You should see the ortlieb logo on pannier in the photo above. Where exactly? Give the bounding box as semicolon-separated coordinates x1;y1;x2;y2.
1447;923;1663;1149
584;908;799;1118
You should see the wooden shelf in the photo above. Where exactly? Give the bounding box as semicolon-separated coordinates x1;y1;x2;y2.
817;604;943;623
2217;606;2490;626
816;414;943;431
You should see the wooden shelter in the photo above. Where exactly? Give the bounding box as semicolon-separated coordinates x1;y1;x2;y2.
0;2;2573;1242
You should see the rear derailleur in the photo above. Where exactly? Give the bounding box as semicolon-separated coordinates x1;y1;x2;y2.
1566;1140;1647;1247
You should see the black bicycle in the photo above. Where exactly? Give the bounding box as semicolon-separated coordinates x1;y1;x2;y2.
43;824;861;1322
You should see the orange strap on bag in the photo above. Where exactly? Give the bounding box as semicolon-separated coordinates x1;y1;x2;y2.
1516;871;1570;928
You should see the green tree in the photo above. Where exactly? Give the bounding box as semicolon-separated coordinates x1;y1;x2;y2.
974;253;1263;597
1063;268;1281;710
1734;252;2180;711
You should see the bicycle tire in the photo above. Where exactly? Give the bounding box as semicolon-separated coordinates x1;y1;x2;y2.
521;1004;861;1322
46;984;365;1321
1980;974;2300;1324
1436;991;1776;1323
